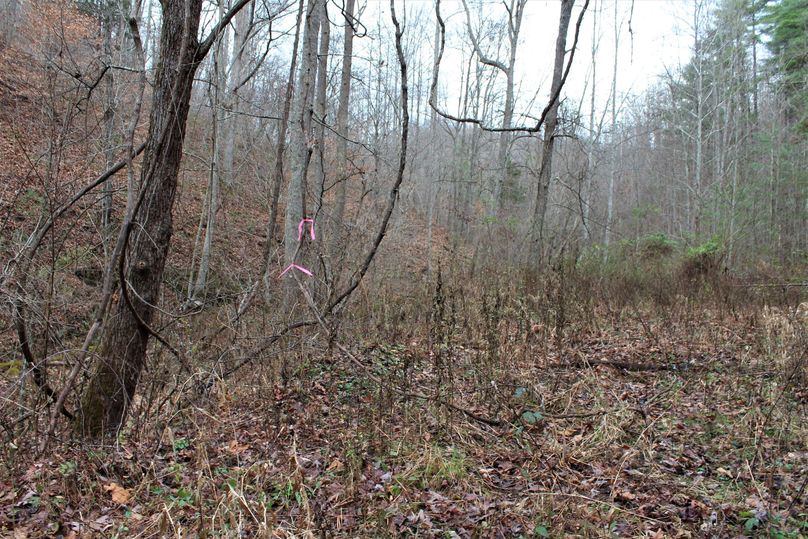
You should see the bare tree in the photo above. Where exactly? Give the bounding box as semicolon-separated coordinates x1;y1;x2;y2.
188;0;230;305
329;0;357;262
221;2;257;185
283;0;321;299
310;0;330;212
263;0;305;289
78;0;255;437
460;0;526;216
529;0;576;268
603;0;622;252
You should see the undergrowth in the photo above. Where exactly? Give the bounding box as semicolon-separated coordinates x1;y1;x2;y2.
1;262;806;538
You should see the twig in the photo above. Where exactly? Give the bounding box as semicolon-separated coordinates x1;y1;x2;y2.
731;282;807;288
534;491;666;525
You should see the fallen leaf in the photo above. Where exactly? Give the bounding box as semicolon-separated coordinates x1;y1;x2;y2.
89;514;113;532
227;440;250;455
716;467;732;478
103;482;131;504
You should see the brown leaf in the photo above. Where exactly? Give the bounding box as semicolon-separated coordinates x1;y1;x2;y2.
103;482;131;505
227;440;250;455
89;514;114;532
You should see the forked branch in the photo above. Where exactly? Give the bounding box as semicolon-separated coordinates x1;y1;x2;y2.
429;0;590;133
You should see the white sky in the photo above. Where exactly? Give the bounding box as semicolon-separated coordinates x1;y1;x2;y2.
361;0;698;124
183;0;700;124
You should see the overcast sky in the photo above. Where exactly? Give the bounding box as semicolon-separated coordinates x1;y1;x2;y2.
361;0;698;124
188;0;700;124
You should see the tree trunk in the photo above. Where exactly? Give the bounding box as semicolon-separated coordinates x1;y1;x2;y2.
221;2;254;186
530;0;574;268
263;0;304;289
310;0;330;209
603;0;620;254
692;1;704;237
101;8;116;236
191;37;226;302
284;0;321;294
582;0;598;243
190;0;234;302
329;0;355;263
78;0;252;437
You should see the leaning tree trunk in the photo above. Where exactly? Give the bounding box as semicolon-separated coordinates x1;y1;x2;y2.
530;0;574;269
78;0;251;437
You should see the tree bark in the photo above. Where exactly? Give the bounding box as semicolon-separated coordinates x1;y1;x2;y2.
283;0;321;295
101;7;116;235
78;0;253;437
310;0;330;209
190;30;226;303
530;0;574;268
603;0;620;253
221;2;253;186
329;0;355;262
262;0;304;289
582;0;599;243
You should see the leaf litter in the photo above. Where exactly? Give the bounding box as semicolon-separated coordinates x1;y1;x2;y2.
1;307;806;537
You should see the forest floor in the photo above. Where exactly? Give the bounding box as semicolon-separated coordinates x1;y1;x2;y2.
1;6;806;537
1;303;806;538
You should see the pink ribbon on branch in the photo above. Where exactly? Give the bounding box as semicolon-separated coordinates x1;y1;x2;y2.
279;263;313;278
298;218;315;241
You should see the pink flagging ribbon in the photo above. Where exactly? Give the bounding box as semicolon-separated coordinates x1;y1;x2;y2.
279;263;313;278
298;218;315;241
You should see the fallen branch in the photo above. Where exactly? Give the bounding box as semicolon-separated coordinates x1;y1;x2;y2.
732;282;808;288
551;359;692;372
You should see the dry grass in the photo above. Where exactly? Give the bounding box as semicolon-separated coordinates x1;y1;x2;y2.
2;281;806;537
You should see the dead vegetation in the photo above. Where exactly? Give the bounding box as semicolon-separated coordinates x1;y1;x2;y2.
2;265;806;537
0;2;806;538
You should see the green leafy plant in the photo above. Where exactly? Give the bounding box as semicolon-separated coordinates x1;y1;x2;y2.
170;487;194;507
640;232;677;259
58;461;77;477
173;438;190;451
521;410;544;425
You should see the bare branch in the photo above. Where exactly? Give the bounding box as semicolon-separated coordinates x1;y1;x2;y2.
460;0;508;72
323;0;410;315
430;0;590;134
196;0;256;61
